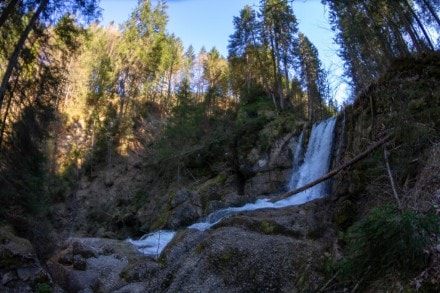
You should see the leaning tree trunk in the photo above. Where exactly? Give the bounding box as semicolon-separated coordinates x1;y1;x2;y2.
0;0;50;113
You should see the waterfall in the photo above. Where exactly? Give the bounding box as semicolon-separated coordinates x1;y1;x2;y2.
276;116;337;206
128;116;338;257
287;132;304;190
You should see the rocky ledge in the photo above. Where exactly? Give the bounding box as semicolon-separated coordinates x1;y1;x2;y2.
2;198;337;293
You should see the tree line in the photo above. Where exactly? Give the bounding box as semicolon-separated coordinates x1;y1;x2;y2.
0;0;99;216
322;0;439;93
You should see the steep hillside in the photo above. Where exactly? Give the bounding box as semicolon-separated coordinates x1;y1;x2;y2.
331;52;440;291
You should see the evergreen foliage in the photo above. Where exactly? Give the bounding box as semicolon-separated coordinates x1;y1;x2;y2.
0;105;53;217
336;205;439;289
322;0;439;95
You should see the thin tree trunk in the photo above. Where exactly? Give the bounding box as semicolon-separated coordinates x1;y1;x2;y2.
396;2;423;52
385;13;410;56
0;0;49;113
384;149;402;209
0;0;21;29
405;0;435;50
166;65;173;110
0;94;13;148
0;69;21;149
283;54;290;101
360;2;393;64
421;0;440;28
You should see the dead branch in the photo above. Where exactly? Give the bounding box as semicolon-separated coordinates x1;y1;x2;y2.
384;149;402;209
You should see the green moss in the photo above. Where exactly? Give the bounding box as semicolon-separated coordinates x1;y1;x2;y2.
333;200;355;229
37;283;53;293
197;172;227;193
218;249;234;264
150;208;171;231
260;220;275;234
194;243;205;254
134;190;149;209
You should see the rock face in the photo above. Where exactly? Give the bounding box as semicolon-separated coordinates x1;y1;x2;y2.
241;133;299;196
166;189;203;229
0;226;52;292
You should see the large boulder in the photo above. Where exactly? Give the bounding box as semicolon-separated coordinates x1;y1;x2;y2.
166;189;202;229
0;226;52;292
47;237;150;292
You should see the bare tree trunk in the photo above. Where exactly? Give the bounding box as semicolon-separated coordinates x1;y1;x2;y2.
0;0;49;113
0;0;21;29
421;0;440;28
395;2;424;52
405;0;435;50
384;149;402;209
360;2;393;64
0;74;19;149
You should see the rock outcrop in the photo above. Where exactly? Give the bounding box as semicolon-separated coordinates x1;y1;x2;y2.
122;198;336;292
0;226;52;292
166;189;202;229
240;132;300;196
47;237;151;292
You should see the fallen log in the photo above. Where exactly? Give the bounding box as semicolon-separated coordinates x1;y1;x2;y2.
270;134;393;203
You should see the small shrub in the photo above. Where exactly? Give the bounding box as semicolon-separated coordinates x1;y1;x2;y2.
336;205;439;288
260;220;275;234
37;283;52;293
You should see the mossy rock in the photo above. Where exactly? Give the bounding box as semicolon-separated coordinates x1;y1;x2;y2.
333;200;355;229
260;220;276;234
0;226;36;268
150;208;171;231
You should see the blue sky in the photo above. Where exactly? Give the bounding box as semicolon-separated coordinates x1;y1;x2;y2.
98;0;348;102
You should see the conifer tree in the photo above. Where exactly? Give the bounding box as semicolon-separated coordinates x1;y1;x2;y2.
297;33;327;122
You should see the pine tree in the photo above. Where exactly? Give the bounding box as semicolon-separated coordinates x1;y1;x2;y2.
297;33;326;122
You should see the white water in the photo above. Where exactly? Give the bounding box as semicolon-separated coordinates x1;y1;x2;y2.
128;117;337;257
126;231;176;257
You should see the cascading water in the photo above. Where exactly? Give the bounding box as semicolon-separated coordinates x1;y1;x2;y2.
128;116;338;257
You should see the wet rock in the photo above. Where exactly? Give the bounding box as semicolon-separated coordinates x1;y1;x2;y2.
245;133;295;174
205;193;253;214
244;169;292;195
167;189;202;229
72;241;98;258
240;133;298;196
120;259;160;283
